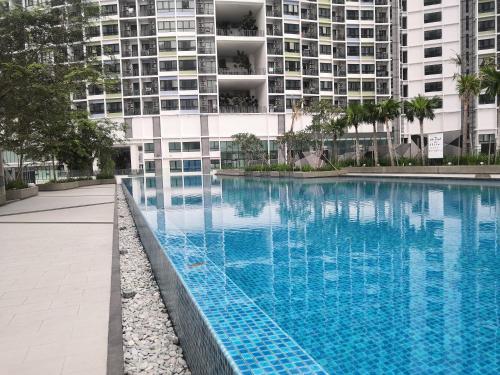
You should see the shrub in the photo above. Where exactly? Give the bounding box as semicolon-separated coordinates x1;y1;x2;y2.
6;180;28;190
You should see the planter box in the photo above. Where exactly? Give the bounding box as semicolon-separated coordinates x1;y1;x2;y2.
6;186;39;201
216;170;347;179
38;178;116;191
38;181;79;191
343;166;500;174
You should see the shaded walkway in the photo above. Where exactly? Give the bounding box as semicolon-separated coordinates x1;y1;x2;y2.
0;185;117;375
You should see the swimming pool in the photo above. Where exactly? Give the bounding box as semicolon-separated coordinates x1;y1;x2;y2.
124;176;500;374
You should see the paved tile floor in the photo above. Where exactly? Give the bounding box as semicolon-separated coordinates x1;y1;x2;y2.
0;185;116;375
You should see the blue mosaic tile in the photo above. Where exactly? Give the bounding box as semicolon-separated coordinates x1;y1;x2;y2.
126;177;500;374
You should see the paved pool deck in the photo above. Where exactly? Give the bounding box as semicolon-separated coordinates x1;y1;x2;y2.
0;184;119;375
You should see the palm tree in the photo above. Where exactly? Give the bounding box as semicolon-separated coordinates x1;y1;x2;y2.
480;64;500;159
345;102;364;166
404;95;439;165
362;102;382;166
455;73;481;155
328;115;348;163
378;99;400;167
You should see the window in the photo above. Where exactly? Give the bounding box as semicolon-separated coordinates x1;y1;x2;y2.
210;159;220;170
285;41;300;53
144;143;154;153
348;64;360;74
425;81;443;92
320;63;332;73
169;160;182;172
284;23;300;34
177;20;195;32
89;102;104;114
86;26;100;37
106;102;122;113
424;0;441;5
424;29;442;41
283;4;299;16
285;60;301;72
286;79;301;90
182;142;200;152
168;142;181;152
145;161;156;173
362;64;375;74
179;79;197;90
360;10;373;20
180;98;198;110
424;47;442;58
157;0;175;11
103;44;119;55
478;38;495;50
178;40;196;51
102;24;118;36
424;64;442;75
210;141;219;151
158;40;176;52
176;0;194;11
158;21;175;32
478;19;495;32
320;44;331;55
101;4;117;15
319;8;330;19
160;79;178;91
424;12;441;23
159;60;177;71
362;81;375;91
179;59;196;71
320;81;332;91
182;160;201;172
347;46;360;56
161;99;178;111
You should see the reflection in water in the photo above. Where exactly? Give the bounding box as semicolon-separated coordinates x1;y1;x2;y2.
128;177;500;374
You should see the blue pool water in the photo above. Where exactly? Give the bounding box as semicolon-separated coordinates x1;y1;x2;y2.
126;177;500;374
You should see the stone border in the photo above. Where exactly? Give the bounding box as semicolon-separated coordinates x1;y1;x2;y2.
5;186;39;201
121;184;237;375
216;169;347;178
38;178;116;191
343;165;500;174
106;185;124;375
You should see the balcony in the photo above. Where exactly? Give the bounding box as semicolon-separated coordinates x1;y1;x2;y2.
218;67;266;75
216;28;265;37
197;2;214;15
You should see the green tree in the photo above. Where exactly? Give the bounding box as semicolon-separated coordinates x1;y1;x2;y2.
403;95;439;165
345;103;364;166
362;102;382;166
455;74;481;155
0;2;102;182
328;115;348;163
57;113;123;177
378;99;401;167
306;99;339;167
232;133;266;167
480;64;500;158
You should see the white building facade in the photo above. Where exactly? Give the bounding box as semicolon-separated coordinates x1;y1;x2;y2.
14;0;500;176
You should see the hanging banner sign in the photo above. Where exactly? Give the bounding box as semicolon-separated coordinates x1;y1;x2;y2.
428;133;444;159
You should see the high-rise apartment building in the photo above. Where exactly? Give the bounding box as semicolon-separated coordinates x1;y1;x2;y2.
11;0;500;176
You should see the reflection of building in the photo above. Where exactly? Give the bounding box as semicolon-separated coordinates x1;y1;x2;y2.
127;177;500;373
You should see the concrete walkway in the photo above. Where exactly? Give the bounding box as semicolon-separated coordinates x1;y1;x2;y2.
0;185;117;375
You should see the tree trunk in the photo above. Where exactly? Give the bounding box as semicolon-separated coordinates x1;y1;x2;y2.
419;119;425;166
51;154;57;181
462;100;468;156
372;121;379;166
385;119;395;166
354;126;360;166
16;153;24;182
0;147;5;205
333;134;339;164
